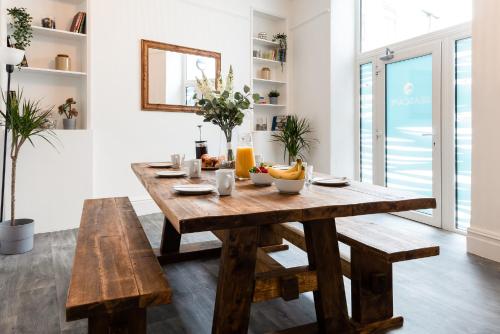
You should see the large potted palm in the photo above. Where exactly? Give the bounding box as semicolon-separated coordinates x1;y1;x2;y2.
272;115;316;165
0;91;56;254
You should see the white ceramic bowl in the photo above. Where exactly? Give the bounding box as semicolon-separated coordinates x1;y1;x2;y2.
250;172;273;186
273;178;305;194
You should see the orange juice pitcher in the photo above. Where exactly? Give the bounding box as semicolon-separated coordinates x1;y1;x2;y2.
235;132;255;179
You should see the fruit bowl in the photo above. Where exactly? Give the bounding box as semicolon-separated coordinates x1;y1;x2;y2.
273;178;306;194
250;172;273;186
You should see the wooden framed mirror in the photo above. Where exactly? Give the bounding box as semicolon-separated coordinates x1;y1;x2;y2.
141;39;221;112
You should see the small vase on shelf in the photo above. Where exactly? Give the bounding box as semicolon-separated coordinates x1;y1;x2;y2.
63;118;76;130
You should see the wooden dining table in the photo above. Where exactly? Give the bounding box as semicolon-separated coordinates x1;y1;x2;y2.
131;163;436;333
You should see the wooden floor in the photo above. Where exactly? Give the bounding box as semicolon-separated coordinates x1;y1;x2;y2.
1;213;499;334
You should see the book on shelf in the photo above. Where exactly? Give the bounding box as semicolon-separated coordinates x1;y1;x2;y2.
271;115;290;131
70;12;86;34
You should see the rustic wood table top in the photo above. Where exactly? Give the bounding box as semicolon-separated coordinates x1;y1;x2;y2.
131;163;436;234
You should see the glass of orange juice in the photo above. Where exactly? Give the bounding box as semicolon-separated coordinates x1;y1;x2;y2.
235;132;255;179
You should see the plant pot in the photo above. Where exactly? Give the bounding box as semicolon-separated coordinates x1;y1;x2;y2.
0;219;34;255
63;118;76;129
270;97;279;105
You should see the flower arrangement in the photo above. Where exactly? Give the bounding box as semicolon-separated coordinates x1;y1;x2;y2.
58;98;78;119
193;65;259;161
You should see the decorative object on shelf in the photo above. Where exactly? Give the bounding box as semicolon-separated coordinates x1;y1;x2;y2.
255;117;268;131
195;125;208;159
0;46;25;229
7;7;33;67
271;115;289;131
0;90;57;255
41;17;56;29
58;97;78;129
268;90;280;104
257;32;267;40
252;50;260;58
272;33;287;70
194;65;259;164
55;54;71;71
261;67;271;80
272;115;316;165
258;96;266;104
70;12;86;34
40;112;57;129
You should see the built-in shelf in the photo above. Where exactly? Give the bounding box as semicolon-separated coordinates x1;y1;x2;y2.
255;104;286;108
252;37;279;47
253;57;284;65
253;78;287;84
32;26;86;39
19;67;87;77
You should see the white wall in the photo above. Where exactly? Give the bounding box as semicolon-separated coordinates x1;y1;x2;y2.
90;0;289;208
467;0;500;262
290;0;355;175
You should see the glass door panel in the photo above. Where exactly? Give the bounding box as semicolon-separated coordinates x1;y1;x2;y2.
360;63;374;183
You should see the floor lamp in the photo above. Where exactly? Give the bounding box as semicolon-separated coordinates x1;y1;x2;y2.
0;47;25;222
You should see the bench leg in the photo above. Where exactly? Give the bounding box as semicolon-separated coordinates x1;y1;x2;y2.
303;219;354;334
88;308;146;334
212;226;259;334
351;248;397;326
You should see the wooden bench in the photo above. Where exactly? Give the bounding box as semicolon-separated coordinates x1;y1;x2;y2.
66;197;172;334
267;217;440;333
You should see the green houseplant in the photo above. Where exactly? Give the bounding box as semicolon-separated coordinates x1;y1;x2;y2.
194;65;259;161
272;33;287;71
0;90;57;254
268;90;280;105
7;7;33;67
272;115;316;165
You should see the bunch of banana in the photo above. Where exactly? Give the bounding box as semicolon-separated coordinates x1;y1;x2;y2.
269;159;305;180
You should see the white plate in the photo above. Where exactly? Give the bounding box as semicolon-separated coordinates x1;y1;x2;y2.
155;171;187;178
173;184;215;195
148;162;173;168
312;177;350;186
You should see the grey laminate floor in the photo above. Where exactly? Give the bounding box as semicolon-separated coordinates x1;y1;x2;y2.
1;213;499;334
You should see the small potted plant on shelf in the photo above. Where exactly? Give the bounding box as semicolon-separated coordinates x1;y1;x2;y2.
272;33;287;71
7;7;33;67
0;90;57;254
272;115;316;165
268;90;280;105
58;98;78;129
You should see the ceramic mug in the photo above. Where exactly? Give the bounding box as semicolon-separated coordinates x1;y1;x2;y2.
187;159;202;178
171;153;185;169
216;169;235;196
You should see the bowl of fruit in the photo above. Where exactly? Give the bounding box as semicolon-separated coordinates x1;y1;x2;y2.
268;159;306;194
249;164;273;186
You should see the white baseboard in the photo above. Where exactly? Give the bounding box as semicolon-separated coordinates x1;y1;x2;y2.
129;196;161;217
467;227;500;263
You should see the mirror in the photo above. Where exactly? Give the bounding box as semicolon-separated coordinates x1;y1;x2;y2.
141;40;221;112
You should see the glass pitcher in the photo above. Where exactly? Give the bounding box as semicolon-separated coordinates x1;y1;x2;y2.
235;132;255;179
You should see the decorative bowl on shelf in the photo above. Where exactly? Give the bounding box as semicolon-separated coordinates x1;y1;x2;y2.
250;172;273;186
273;178;305;194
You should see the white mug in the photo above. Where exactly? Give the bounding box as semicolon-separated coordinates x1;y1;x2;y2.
187;159;202;178
216;169;235;196
171;153;185;169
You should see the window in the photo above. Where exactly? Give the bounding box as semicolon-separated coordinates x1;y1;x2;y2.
455;37;472;230
361;0;472;52
360;63;373;183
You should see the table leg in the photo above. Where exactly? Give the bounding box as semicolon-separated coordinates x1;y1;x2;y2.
212;226;260;334
302;219;353;334
155;216;222;264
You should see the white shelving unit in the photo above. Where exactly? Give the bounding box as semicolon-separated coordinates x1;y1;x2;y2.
2;0;89;130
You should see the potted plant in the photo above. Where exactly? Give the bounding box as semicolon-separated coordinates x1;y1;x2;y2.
272;115;316;165
58;98;78;129
7;7;33;67
268;90;280;105
194;65;259;163
0;91;56;254
272;33;287;71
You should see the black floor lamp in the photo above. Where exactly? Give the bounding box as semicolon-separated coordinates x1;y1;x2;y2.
0;46;25;222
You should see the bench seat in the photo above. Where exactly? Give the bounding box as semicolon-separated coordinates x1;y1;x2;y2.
66;197;171;333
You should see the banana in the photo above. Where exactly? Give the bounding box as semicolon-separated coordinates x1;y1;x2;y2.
270;160;305;180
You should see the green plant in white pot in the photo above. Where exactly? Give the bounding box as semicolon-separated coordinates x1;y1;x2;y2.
0;91;57;254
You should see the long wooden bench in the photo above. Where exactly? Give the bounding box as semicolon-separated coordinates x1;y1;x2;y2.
66;197;172;334
270;217;440;333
